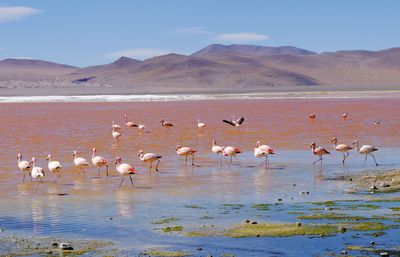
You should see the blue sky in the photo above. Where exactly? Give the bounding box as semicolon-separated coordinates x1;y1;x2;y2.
0;0;399;67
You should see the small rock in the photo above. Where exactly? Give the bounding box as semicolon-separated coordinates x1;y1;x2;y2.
243;219;251;224
251;221;258;225
109;217;113;220
380;252;389;256
59;243;73;250
196;247;203;251
207;255;213;257
325;207;333;211
370;185;378;190
46;251;53;254
349;178;353;181
340;250;347;255
295;222;302;227
338;225;347;233
299;191;310;195
277;198;282;202
0;228;4;232
256;234;260;237
292;184;296;186
51;242;58;247
369;241;375;245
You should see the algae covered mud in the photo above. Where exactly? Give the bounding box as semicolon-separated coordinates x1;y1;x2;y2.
1;98;400;256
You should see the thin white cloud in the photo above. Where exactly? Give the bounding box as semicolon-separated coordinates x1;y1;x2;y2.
174;26;212;35
214;33;269;43
107;48;171;60
0;6;42;23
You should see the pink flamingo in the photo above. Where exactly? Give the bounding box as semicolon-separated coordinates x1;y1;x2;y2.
254;141;275;167
331;138;352;164
112;127;121;142
124;114;138;127
222;146;241;166
91;148;109;176
17;153;32;182
309;113;316;119
223;116;244;127
161;118;174;129
197;119;206;128
176;145;196;166
115;157;136;188
211;139;223;165
73;150;89;176
138;150;162;172
112;121;121;132
342;112;348;120
310;142;330;164
352;140;379;166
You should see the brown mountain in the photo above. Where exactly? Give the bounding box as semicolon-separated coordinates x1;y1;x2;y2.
1;45;400;95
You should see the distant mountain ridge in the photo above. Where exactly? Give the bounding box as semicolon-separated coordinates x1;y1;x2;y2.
1;44;400;95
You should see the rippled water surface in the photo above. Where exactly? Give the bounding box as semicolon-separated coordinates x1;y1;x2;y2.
1;98;400;256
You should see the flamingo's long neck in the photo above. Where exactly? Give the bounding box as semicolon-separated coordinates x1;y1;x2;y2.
32;159;36;168
333;141;337;148
354;142;360;152
92;151;95;160
125;115;128;123
47;156;51;163
17;155;21;164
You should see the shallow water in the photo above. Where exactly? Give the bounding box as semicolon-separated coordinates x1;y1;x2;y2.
1;98;400;256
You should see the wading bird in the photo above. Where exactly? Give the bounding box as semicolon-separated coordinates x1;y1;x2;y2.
138;150;162;172
310;142;330;165
112;121;121;132
17;153;32;182
309;113;316;119
46;154;62;182
254;141;275;167
352;140;379;166
211;139;223;165
342;112;348;120
331;138;352;165
112;127;121;142
115;157;136;188
222;146;241;166
160;118;174;129
30;157;44;183
197;119;206;128
73;150;89;176
176;145;196;166
124;114;137;127
91;148;109;176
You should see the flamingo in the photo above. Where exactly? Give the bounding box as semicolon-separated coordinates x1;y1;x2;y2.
46;154;62;182
222;146;241;166
342;112;348;120
30;157;45;183
223;116;244;127
352;140;379;166
112;121;121;132
211;139;223;165
309;113;316;119
73;150;89;176
115;157;136;188
197;119;206;128
254;141;275;167
160;119;173;129
138;123;145;130
17;153;32;182
374;120;381;125
331;138;352;164
138;150;162;172
124;114;138;127
176;145;196;166
310;142;330;164
91;148;109;176
112;127;121;142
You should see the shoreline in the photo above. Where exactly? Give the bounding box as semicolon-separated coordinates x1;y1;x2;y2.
1;90;400;103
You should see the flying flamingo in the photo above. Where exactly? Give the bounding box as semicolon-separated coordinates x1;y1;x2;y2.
112;121;121;132
91;148;109;176
310;142;330;164
17;153;32;182
46;154;62;182
112;127;121;142
222;146;241;166
160;119;174;129
342;112;348;120
223;116;244;127
30;157;45;184
115;157;136;188
124;114;138;127
197;119;206;128
211;139;223;165
176;145;196;166
138;150;162;172
352;140;379;166
73;150;89;176
254;141;275;167
331;138;352;164
309;113;316;119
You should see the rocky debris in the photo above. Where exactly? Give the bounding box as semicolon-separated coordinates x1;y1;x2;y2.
59;242;73;250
